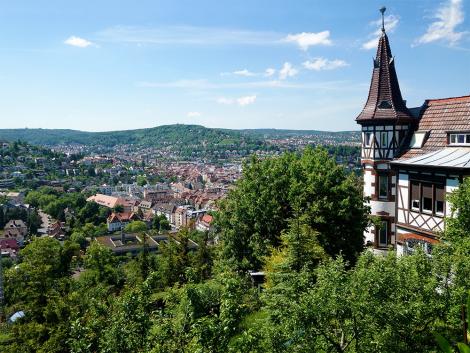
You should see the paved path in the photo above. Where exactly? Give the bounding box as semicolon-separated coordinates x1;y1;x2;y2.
37;210;51;235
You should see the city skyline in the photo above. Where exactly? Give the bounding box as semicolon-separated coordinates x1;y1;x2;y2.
0;0;469;132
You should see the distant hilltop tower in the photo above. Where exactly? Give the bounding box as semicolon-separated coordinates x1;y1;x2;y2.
356;7;415;250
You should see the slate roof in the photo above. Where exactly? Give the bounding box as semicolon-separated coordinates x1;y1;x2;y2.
392;147;470;169
399;95;470;159
356;31;414;123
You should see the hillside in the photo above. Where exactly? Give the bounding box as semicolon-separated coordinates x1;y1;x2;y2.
0;125;261;147
240;128;360;138
0;124;359;147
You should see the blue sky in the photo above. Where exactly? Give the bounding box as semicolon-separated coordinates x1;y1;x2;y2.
0;0;469;132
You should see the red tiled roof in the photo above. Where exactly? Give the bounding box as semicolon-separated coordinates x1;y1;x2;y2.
0;238;19;250
107;212;139;223
356;32;414;123
201;214;213;224
400;95;470;159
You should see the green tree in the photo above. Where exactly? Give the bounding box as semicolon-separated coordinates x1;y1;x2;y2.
216;147;368;271
83;242;122;286
124;220;148;233
70;231;87;249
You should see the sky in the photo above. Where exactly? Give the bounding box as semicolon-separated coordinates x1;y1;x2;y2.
0;0;469;132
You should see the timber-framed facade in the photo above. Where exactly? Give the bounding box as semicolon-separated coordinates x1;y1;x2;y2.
356;9;470;255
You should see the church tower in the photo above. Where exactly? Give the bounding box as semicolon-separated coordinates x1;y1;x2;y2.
356;7;415;249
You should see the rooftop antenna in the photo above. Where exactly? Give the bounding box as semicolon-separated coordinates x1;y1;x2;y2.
380;6;387;33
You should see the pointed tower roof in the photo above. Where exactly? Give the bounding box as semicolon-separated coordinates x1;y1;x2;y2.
356;8;414;123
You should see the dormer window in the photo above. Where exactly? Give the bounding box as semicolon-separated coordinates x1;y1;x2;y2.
378;100;392;109
449;133;470;145
410;131;429;149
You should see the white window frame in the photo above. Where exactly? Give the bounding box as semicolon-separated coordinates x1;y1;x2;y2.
449;133;470;146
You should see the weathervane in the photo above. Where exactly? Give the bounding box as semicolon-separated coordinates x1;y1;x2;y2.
380;6;386;32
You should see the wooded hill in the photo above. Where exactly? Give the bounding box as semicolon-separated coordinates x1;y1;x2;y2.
0;124;359;147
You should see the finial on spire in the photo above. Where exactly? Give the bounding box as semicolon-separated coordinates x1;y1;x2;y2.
380;6;386;32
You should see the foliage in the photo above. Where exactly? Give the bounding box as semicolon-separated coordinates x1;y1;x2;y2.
3;148;470;353
124;220;148;233
215;146;369;271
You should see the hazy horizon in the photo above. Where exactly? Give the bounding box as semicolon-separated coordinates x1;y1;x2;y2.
0;123;360;134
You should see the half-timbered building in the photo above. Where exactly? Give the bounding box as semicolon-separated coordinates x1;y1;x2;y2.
356;9;470;254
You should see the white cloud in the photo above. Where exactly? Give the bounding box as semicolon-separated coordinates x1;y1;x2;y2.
237;95;257;106
362;15;400;50
303;58;349;71
64;36;94;48
415;0;466;46
279;62;298;80
283;31;332;50
217;95;257;106
187;111;201;118
233;69;256;77
264;68;276;77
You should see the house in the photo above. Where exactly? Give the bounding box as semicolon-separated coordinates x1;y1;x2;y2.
0;191;25;204
144;189;170;203
2;219;27;245
87;194;136;212
107;212;140;232
47;221;66;240
356;8;470;255
196;214;213;232
154;203;176;225
174;206;187;229
0;238;19;258
137;200;153;212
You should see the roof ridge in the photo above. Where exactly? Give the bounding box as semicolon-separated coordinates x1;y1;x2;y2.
426;95;470;104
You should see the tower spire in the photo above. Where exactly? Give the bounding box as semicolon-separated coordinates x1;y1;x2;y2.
380;6;386;33
356;9;414;123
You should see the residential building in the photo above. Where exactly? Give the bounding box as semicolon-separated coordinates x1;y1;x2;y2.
107;212;140;232
356;9;470;254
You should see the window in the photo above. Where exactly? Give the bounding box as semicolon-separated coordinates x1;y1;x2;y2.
422;183;433;213
409;179;445;216
435;186;445;215
378;175;388;199
378;221;388;247
364;132;372;147
411;181;420;210
449;133;470;145
381;132;388;148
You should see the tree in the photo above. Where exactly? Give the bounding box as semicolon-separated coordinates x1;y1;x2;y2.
152;214;171;232
70;231;87;249
83;242;122;286
216;147;369;271
27;209;42;235
136;175;147;187
124;220;148;234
